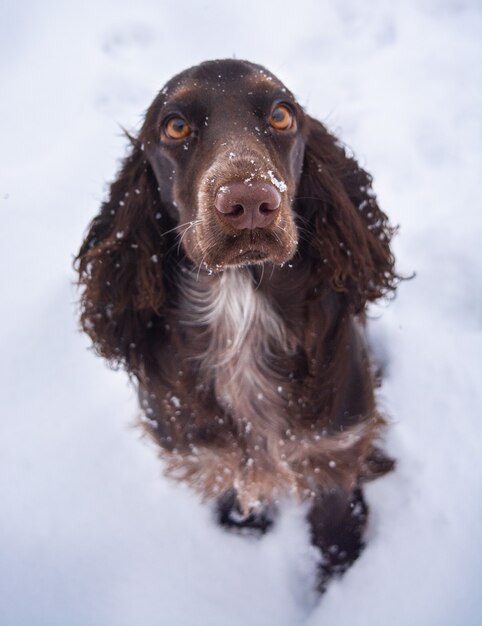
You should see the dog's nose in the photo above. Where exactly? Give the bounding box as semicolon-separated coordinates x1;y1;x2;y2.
215;181;281;229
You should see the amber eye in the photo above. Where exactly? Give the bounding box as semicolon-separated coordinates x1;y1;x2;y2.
269;104;293;130
164;117;191;140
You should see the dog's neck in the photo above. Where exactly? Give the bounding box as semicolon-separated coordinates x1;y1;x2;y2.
178;267;302;437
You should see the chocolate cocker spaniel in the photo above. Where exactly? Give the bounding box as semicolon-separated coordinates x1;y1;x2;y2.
76;59;399;591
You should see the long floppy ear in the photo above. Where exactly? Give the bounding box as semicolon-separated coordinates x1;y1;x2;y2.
297;116;398;311
75;138;173;372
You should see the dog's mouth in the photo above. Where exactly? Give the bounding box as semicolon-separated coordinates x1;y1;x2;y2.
229;248;269;265
210;229;291;269
185;226;298;272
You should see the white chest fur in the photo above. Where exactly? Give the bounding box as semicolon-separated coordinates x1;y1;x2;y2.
180;269;295;437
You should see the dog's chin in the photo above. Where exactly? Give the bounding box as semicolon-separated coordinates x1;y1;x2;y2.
206;245;295;272
229;249;270;266
217;249;272;270
185;238;296;272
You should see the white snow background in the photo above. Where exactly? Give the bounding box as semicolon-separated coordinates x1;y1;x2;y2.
1;0;481;625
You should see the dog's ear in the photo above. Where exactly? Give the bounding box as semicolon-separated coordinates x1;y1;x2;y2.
75;139;173;372
298;116;398;311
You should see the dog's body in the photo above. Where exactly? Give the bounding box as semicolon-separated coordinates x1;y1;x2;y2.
76;59;398;590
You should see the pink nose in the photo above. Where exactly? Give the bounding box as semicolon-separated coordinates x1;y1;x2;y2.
215;181;281;230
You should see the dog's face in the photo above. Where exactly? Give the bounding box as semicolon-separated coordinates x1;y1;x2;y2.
141;59;307;270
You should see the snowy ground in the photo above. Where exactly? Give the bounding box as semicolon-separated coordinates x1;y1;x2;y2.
1;1;481;625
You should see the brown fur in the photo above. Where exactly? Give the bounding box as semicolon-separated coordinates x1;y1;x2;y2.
75;59;399;589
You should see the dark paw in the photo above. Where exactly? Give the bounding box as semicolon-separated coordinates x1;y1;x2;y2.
216;490;276;536
308;488;368;592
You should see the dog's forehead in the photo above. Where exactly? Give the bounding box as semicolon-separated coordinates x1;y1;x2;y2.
160;60;292;101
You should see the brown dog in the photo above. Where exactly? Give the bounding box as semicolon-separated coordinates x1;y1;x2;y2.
76;59;398;590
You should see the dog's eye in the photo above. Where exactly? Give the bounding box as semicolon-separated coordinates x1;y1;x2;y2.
269;104;294;130
164;117;191;140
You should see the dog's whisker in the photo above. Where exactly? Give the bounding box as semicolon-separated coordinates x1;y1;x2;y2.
176;220;202;255
159;220;200;239
254;262;265;290
195;249;211;281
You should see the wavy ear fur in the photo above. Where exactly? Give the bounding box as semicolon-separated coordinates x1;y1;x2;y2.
298;116;398;311
75;139;173;372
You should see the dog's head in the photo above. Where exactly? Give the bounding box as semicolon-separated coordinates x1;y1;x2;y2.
76;59;398;370
140;59;306;269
